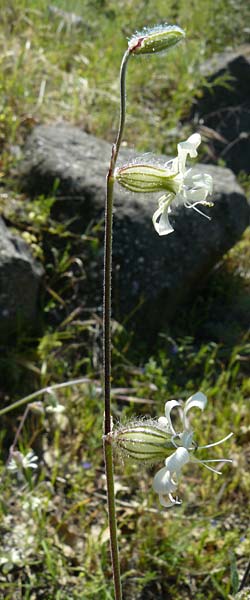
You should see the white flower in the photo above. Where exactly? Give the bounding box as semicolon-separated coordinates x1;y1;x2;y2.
115;134;213;236
7;450;39;473
23;495;43;512
152;134;213;235
153;392;233;507
153;447;190;507
46;402;65;414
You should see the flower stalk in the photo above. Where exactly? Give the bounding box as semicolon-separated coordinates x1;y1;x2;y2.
103;24;186;598
103;48;131;600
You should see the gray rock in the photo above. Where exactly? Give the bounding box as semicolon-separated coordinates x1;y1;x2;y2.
190;45;250;174
20;124;250;332
0;218;44;341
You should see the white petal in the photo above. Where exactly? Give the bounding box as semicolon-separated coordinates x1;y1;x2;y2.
177;133;201;173
179;430;194;449
183;392;207;430
158;192;173;207
185;133;202;152
185;171;213;193
153;466;177;494
164;447;190;473
184;392;207;416
152;200;174;236
204;173;213;193
164;400;182;434
183;187;210;204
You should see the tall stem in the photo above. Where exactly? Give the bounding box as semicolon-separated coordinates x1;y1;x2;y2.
103;49;130;600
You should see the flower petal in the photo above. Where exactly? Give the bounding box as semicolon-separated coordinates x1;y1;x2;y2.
183;392;207;429
164;400;182;434
152;199;174;236
183;187;211;204
153;466;177;494
177;133;201;173
185;171;213;193
164;447;190;473
184;391;207;415
179;430;195;449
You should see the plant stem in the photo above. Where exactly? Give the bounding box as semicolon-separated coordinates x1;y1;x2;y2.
103;48;130;600
103;436;122;600
114;49;131;162
0;377;92;416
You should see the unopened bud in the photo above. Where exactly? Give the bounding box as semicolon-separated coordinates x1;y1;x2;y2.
115;163;178;194
114;421;174;464
128;24;185;56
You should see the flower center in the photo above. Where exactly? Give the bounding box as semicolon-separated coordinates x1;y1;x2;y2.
172;430;197;450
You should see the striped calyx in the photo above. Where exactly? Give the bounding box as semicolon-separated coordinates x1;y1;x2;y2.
115;163;178;194
114;422;174;464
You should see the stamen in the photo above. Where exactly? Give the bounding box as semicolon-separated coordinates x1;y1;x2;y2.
193;457;222;475
200;463;222;475
171;434;180;448
190;440;198;451
199;458;232;463
169;493;182;505
184;202;211;220
199;432;233;449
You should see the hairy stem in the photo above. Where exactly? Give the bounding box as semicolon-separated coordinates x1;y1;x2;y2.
104;436;122;600
103;48;130;600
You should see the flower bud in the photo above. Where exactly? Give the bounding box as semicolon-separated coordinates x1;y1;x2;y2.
128;24;185;56
114;421;174;464
114;163;178;194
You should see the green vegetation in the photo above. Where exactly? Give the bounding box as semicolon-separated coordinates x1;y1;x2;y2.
0;0;249;598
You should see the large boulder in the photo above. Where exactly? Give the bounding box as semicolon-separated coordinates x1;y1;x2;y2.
0;218;44;341
20;124;250;332
190;45;250;174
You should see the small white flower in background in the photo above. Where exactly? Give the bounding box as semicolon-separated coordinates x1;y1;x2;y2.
153;392;233;507
45;396;68;431
46;402;65;414
115;133;213;235
7;450;38;473
44;391;68;429
23;495;43;512
45;389;65;413
0;519;36;572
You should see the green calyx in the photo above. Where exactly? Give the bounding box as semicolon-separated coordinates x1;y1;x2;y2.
114;422;175;464
129;24;185;56
115;163;178;194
